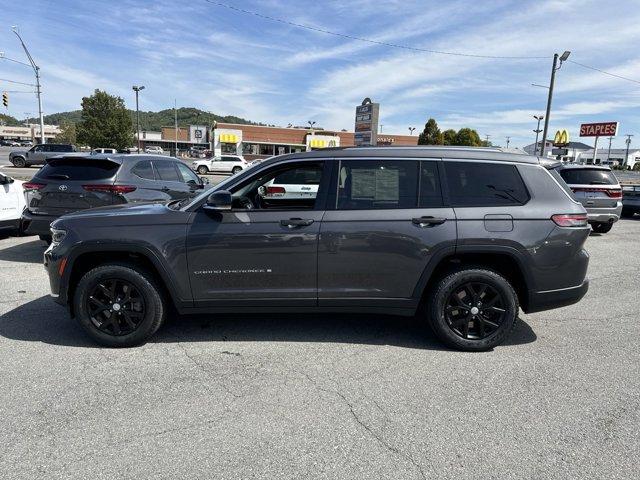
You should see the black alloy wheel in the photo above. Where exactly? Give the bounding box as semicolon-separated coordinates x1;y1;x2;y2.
445;282;506;340
86;278;146;336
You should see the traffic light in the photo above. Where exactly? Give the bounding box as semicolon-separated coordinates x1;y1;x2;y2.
2;92;7;108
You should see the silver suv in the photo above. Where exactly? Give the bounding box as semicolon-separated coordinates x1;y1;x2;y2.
554;164;622;233
45;147;590;351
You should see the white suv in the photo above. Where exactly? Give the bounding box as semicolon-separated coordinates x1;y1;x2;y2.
192;155;247;175
145;146;164;154
0;172;26;235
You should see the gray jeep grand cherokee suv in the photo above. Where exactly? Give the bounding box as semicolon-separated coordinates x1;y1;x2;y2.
44;147;590;351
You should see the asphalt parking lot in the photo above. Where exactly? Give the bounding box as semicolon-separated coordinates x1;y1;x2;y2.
0;220;638;479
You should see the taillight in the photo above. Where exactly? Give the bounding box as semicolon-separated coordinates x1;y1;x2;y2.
265;186;286;195
23;182;46;191
82;184;137;194
571;187;622;199
551;214;588;227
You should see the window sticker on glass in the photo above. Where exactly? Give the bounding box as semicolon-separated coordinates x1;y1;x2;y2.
351;167;399;202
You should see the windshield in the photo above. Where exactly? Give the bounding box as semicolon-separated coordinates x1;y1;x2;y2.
180;157;276;210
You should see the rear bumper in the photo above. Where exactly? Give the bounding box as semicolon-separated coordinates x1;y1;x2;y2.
525;279;589;314
21;210;58;236
586;203;622;224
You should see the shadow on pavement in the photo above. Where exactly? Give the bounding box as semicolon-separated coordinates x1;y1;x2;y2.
0;295;537;350
0;238;46;263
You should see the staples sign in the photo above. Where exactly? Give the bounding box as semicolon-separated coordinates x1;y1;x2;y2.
579;122;618;137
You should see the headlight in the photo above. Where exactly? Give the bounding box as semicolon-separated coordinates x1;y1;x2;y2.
51;228;67;246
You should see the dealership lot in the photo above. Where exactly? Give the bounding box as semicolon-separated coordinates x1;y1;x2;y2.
0;220;638;479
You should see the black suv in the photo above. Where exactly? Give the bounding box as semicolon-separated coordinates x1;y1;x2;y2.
44;147;590;351
22;154;206;241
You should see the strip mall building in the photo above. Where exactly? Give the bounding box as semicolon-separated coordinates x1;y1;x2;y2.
212;123;418;160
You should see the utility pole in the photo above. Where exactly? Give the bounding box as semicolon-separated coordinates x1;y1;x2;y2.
533;115;544;155
540;51;571;157
485;134;491;146
623;134;634;169
380;124;384;133
505;136;511;148
174;99;178;157
606;136;613;163
12;27;45;144
132;85;145;153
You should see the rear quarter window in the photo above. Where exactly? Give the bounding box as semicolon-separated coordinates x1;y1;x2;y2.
558;168;618;185
37;158;120;181
445;161;530;206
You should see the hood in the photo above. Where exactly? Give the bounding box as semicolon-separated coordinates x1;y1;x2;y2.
52;202;189;230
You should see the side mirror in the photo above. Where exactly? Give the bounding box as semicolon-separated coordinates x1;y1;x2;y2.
203;190;232;211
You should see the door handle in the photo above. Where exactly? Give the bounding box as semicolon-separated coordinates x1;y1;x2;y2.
412;216;446;227
280;218;314;228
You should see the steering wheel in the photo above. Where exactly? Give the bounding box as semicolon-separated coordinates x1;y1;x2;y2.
235;196;254;210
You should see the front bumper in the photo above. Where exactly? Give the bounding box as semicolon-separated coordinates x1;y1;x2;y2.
44;244;67;306
526;279;589;314
21;210;58;236
0;218;20;231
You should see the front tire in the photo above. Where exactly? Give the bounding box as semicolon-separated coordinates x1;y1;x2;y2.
427;269;518;351
591;222;613;233
11;157;26;168
197;165;209;175
232;166;242;174
73;264;166;347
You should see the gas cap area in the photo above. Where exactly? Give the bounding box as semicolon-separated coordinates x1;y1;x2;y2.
484;214;514;232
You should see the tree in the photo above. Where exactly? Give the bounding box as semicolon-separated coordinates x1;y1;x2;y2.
442;129;457;145
455;128;482;147
54;121;76;144
76;90;133;149
417;118;443;145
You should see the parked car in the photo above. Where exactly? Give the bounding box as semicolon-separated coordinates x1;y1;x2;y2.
189;146;209;158
144;146;164;155
44;146;590;350
621;184;640;218
22;154;206;242
554;164;622;233
20;140;34;147
9;143;77;167
0;172;26;235
92;148;118;154
192;155;247;175
0;139;16;146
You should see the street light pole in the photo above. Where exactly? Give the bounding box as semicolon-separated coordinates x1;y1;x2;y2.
606;136;613;163
540;51;571;157
132;85;145;153
623;134;634;170
533;115;544;155
409;127;415;135
505;136;511;148
12;27;45;144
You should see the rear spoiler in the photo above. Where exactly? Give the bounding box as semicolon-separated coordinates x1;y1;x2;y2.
45;153;125;165
538;158;562;170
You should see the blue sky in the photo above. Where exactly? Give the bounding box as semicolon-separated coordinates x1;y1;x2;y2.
1;0;639;148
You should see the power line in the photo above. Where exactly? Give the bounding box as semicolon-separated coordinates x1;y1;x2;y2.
0;89;35;93
0;56;31;67
0;78;36;87
204;1;549;60
567;60;640;86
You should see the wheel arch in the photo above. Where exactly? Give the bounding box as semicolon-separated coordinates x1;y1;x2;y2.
64;243;188;316
415;246;533;312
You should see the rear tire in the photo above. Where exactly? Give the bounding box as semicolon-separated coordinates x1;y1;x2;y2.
197;165;209;175
621;207;635;219
11;157;26;168
73;264;166;347
591;222;613;233
427;269;518;351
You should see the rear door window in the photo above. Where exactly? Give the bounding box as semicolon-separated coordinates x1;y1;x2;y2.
37;158;120;180
419;161;443;207
337;160;419;209
131;160;155;180
176;162;200;184
445;161;530;206
558;168;617;185
153;161;180;181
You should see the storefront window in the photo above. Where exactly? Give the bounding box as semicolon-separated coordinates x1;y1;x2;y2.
259;144;275;156
275;145;289;155
242;143;259;155
221;142;237;154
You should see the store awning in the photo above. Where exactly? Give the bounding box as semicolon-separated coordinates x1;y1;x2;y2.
220;134;239;143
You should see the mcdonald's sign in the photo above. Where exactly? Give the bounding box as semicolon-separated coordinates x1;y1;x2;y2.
553;129;569;146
